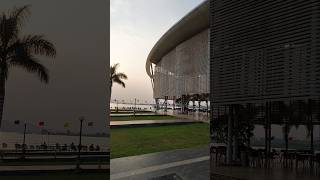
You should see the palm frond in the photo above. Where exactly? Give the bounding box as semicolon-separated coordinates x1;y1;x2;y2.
110;63;127;88
113;77;125;88
0;14;18;49
114;72;127;80
7;35;56;59
10;54;49;83
0;5;31;54
9;5;31;28
110;63;119;76
23;35;56;57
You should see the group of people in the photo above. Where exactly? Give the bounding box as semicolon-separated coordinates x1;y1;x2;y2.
57;142;101;152
10;142;101;152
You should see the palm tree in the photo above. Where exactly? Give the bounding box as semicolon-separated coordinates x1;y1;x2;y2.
110;63;127;95
0;5;56;127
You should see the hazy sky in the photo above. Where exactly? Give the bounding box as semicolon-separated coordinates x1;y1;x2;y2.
111;0;205;103
0;0;109;133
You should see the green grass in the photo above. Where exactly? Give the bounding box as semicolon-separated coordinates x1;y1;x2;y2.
111;115;177;121
0;173;109;180
110;123;210;159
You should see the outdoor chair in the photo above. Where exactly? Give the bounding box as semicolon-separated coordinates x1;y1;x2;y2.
280;150;296;168
270;149;280;167
315;153;320;168
295;153;312;169
249;149;264;167
216;146;226;165
210;145;226;166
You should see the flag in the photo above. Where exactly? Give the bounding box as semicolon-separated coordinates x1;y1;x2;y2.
64;122;70;128
87;122;94;126
14;120;20;125
38;121;44;127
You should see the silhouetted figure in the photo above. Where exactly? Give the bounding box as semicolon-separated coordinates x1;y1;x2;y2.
95;145;100;151
89;144;95;151
55;143;61;151
41;142;47;150
70;142;76;151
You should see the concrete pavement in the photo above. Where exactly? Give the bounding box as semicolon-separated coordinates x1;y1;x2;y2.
111;119;200;127
111;147;209;180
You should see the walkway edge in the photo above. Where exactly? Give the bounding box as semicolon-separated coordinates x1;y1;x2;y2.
110;156;209;180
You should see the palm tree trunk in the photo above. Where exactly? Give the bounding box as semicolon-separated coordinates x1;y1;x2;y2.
0;72;5;127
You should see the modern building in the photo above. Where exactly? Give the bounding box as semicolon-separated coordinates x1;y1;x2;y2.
210;0;320;166
146;0;320;173
145;0;210;108
210;0;320;105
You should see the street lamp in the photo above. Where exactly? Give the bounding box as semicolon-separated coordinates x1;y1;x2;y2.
76;116;84;169
14;120;27;158
134;98;136;116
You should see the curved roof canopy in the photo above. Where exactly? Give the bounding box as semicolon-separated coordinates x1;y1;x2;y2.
146;0;209;77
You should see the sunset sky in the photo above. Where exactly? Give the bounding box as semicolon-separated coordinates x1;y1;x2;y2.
110;0;205;103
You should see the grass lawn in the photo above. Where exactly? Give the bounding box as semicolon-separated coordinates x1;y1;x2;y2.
0;173;109;180
110;123;210;159
111;115;177;121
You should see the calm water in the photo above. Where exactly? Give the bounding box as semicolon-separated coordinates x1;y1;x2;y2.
0;131;108;151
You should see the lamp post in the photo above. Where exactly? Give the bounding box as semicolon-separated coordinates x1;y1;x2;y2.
22;123;27;158
76;116;84;169
134;98;136;116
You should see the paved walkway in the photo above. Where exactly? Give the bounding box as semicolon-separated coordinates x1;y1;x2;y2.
110;119;199;127
158;110;210;123
0;164;109;172
211;166;319;180
111;113;157;116
110;147;209;180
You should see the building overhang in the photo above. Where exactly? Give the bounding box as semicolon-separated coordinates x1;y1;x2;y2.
146;0;209;78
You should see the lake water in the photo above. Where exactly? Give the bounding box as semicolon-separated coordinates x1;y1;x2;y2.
0;131;108;151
